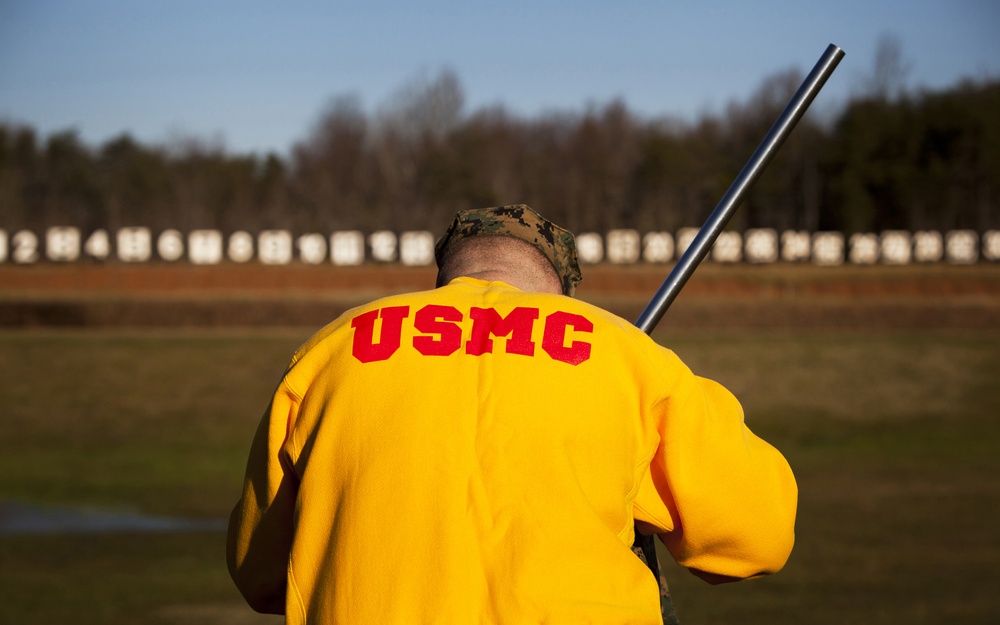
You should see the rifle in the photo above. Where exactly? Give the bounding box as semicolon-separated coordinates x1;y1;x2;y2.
629;43;845;624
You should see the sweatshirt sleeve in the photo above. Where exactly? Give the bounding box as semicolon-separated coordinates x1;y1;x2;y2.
226;379;301;614
641;357;798;581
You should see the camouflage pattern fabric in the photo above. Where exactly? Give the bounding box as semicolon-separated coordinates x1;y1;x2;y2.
435;204;583;296
633;538;681;625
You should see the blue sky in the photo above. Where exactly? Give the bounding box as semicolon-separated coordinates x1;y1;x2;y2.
2;0;998;156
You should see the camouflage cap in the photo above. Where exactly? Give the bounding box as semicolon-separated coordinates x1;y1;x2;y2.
435;204;583;296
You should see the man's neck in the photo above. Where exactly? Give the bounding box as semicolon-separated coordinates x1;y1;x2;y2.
458;271;561;295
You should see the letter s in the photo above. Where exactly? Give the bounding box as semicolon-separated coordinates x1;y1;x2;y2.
413;305;463;356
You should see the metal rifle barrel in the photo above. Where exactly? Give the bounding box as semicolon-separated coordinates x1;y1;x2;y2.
630;44;844;625
634;43;845;335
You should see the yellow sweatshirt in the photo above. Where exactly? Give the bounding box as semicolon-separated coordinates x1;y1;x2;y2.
227;277;797;624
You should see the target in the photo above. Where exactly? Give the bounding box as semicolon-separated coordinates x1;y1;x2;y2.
983;231;1000;262
606;229;641;264
157;229;184;262
258;230;292;265
118;227;153;262
913;231;943;263
45;227;81;262
744;229;778;264
575;233;604;264
369;231;397;263
189;230;223;265
11;230;39;264
711;231;743;263
848;233;879;264
642;232;674;263
812;232;844;266
227;231;255;263
297;233;328;265
945;230;978;264
675;228;699;258
83;230;111;260
880;231;912;265
400;231;435;266
331;231;365;266
780;230;811;262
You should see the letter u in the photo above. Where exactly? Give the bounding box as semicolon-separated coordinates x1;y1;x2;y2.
351;306;410;363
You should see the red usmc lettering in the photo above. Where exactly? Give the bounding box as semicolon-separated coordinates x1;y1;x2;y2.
350;306;410;363
466;307;539;356
542;311;594;365
350;304;593;365
413;305;463;356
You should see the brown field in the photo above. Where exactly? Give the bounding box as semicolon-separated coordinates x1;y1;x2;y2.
1;262;998;331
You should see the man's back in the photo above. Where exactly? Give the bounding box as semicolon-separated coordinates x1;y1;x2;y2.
228;277;796;624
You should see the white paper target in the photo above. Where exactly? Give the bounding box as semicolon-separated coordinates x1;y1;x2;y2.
780;230;811;262
849;233;879;264
711;231;743;263
880;231;912;265
983;231;1000;262
675;228;700;258
945;230;978;264
258;230;293;265
297;233;328;265
331;231;365;266
576;233;603;264
11;230;39;264
642;232;674;263
156;229;184;262
744;229;778;264
46;227;81;262
227;231;254;263
812;232;844;266
116;227;152;262
913;231;943;263
606;229;641;264
84;230;111;260
368;231;397;263
188;230;223;265
400;231;435;266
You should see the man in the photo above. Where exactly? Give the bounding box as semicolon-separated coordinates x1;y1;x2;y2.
227;204;797;624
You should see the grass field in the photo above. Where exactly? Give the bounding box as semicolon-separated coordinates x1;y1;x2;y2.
1;318;998;622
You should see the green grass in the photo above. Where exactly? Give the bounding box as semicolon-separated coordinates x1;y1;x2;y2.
654;331;1000;624
1;329;998;624
0;330;305;515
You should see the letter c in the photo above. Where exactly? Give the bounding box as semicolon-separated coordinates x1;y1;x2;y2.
542;311;593;365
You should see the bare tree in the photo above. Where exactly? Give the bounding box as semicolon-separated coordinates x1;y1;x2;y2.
862;33;912;102
292;94;373;230
377;69;465;142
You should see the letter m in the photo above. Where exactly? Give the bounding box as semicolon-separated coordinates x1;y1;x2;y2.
466;307;539;356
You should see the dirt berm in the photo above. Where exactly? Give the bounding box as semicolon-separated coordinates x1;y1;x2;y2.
1;263;997;331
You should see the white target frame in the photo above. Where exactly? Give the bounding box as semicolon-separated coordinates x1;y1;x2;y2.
575;233;604;264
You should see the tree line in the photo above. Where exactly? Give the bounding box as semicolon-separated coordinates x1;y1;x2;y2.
2;69;998;238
